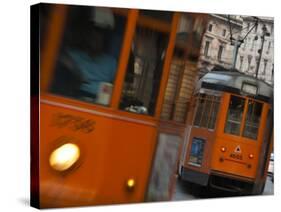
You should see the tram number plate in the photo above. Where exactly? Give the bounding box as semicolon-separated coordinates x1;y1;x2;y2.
51;112;96;133
229;153;243;160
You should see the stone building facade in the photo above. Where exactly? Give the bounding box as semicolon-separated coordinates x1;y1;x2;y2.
197;14;243;77
236;16;274;85
197;14;274;85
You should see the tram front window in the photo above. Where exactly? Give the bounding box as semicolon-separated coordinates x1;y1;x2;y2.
224;95;245;136
49;6;126;106
119;25;169;115
243;100;263;140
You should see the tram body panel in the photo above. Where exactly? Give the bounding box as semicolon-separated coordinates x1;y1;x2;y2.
39;100;158;207
210;137;260;179
211;93;271;180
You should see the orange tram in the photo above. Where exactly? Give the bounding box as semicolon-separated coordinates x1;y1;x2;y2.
31;3;209;208
178;69;273;195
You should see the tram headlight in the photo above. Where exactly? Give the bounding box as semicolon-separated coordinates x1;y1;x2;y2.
126;178;136;191
49;143;80;171
220;147;226;152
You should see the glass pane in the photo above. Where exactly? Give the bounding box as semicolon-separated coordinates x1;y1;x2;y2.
119;26;169;115
49;6;126;106
224;95;245;136
208;96;221;129
193;94;205;126
200;95;212;128
243;100;263;140
193;94;221;129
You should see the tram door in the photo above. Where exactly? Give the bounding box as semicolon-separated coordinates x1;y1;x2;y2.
37;4;180;208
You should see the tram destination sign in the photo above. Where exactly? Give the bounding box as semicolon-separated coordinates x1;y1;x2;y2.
241;82;258;96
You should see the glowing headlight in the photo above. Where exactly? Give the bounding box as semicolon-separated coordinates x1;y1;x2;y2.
126;178;136;191
220;146;226;152
49;143;80;171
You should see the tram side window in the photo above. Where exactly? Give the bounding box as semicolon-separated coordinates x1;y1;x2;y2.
193;94;221;129
224;95;245;136
242;100;263;140
208;96;221;129
49;6;126;106
119;25;169;115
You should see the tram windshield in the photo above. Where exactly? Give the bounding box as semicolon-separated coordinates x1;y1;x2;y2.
48;5;126;106
243;100;263;140
224;95;263;140
224;95;245;136
119;23;169;116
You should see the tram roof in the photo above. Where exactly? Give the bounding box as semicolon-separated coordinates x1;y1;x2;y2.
196;69;273;103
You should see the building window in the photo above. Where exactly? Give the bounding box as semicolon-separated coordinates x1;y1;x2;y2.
222;29;226;36
247;55;252;71
247;23;250;31
263;59;268;74
204;41;210;57
267;41;271;53
193;94;221;130
239;56;244;70
243;39;247;49
218;45;223;61
254;24;258;33
255;58;259;73
270;24;274;34
208;24;213;32
251;38;255;50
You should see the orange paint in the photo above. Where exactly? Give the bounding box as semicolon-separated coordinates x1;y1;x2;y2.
181;91;272;193
40;5;68;93
137;14;171;33
38;5;182;207
111;10;139;109
39;102;158;207
155;13;180;118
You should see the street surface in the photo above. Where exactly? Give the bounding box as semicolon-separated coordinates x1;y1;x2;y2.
172;175;273;201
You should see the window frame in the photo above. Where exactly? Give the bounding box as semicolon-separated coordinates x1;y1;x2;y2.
117;11;180;117
222;29;226;37
242;99;264;140
208;24;213;32
218;45;223;61
40;5;180;120
192;90;222;130
223;94;264;141
204;40;210;57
